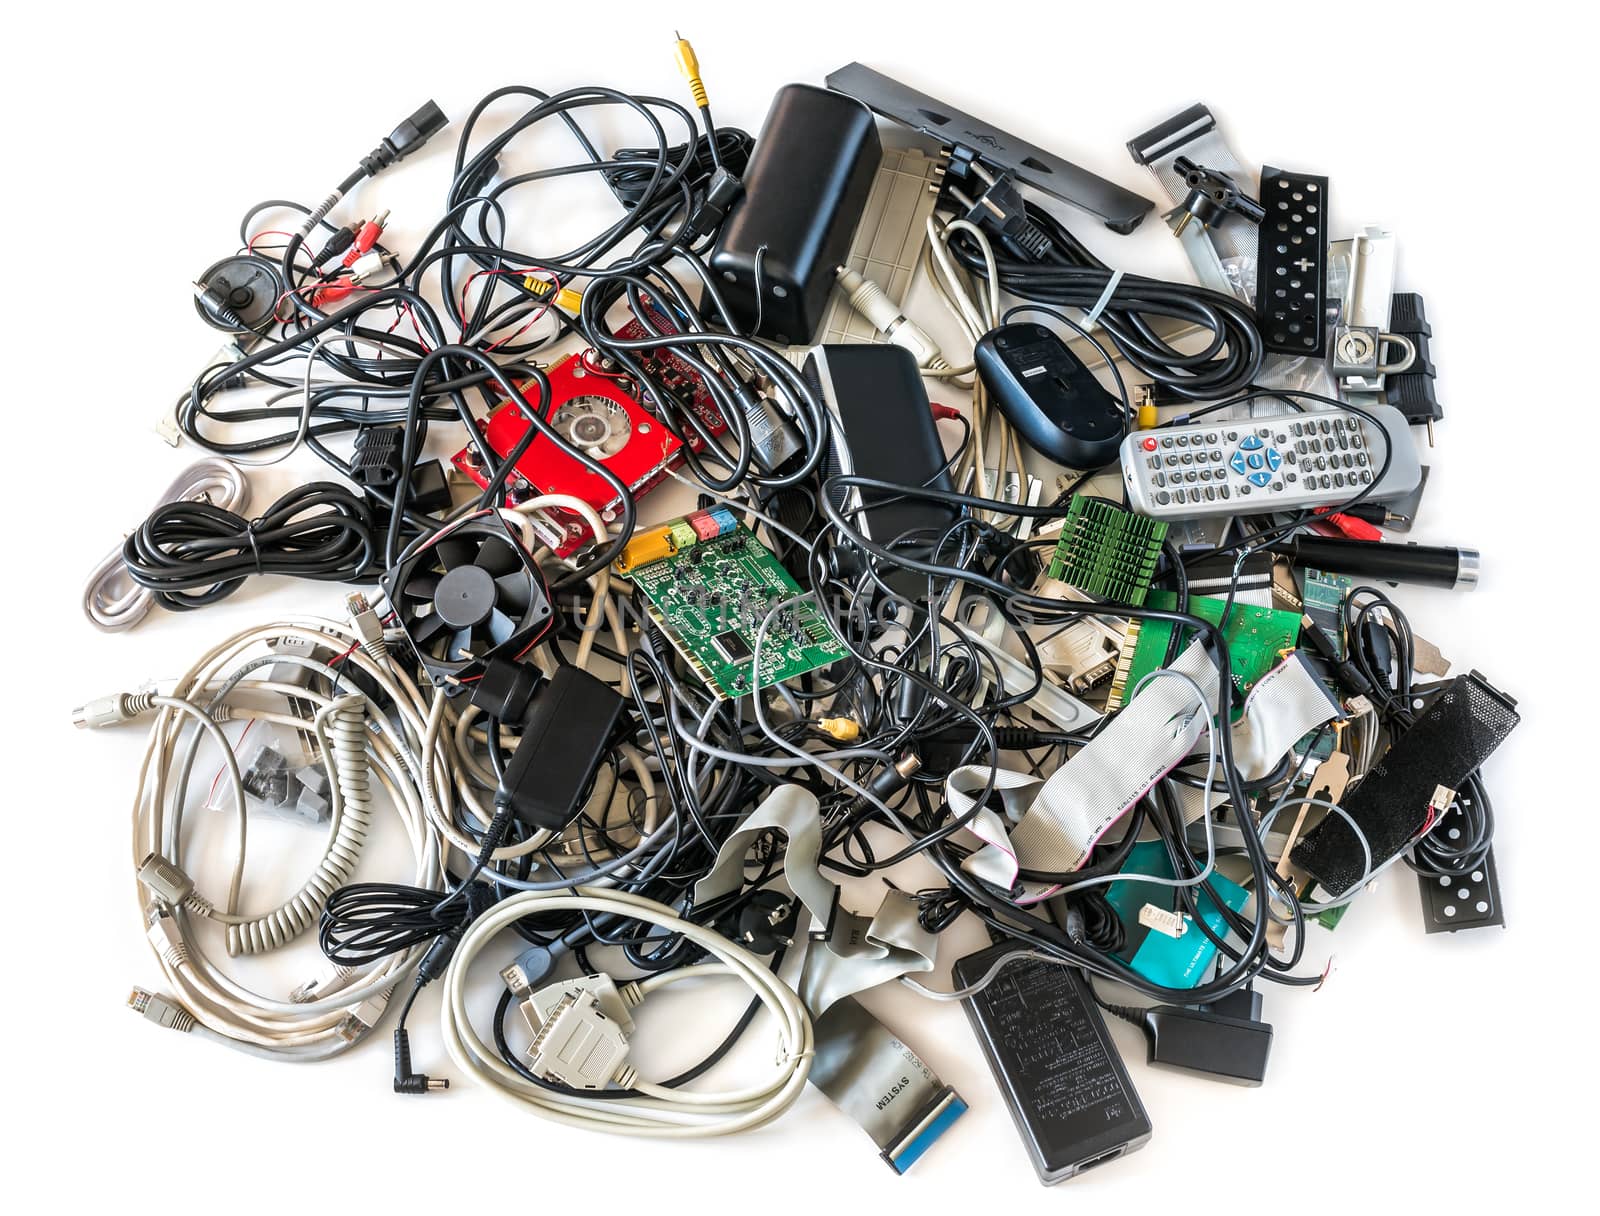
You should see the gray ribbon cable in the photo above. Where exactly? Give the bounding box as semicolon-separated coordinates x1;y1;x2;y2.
692;785;936;1014
950;643;1342;898
694;786;962;1172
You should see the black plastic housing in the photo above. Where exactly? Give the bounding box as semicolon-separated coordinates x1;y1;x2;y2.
499;666;624;831
710;84;880;344
803;344;958;596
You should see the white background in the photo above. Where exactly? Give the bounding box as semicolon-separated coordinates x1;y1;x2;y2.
4;2;1594;1210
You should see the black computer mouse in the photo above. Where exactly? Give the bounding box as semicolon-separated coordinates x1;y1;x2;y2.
974;322;1125;469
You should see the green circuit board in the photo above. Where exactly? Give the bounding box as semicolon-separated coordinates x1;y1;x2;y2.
1300;568;1354;657
1108;590;1301;714
627;524;847;699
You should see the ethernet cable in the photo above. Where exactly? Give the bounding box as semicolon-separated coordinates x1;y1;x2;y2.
440;888;813;1137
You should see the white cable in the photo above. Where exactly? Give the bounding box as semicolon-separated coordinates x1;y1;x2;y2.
83;458;249;632
104;615;441;1059
440;888;812;1137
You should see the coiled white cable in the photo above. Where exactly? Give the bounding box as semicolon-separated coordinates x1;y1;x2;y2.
82;457;248;631
441;888;813;1137
226;695;373;955
120;616;442;1059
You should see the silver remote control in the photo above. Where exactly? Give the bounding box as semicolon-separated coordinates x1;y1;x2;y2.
1119;403;1421;521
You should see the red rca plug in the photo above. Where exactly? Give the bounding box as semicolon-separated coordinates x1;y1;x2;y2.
312;279;359;309
1313;507;1383;542
342;211;390;268
930;403;964;422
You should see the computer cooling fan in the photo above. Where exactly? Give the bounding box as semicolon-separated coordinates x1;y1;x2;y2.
380;516;552;686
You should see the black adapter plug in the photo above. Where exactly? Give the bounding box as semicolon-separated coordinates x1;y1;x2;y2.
1138;996;1273;1086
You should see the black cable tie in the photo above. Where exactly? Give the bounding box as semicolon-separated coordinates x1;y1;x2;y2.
244;517;265;575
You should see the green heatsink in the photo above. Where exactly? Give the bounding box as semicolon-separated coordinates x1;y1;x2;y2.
1045;496;1169;605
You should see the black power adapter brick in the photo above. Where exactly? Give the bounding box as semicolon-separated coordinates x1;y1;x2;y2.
497;666;625;832
953;944;1151;1185
1138;989;1273;1086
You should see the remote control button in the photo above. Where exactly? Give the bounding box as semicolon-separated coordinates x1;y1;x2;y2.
1347;417;1360;430
1258;427;1271;438
1271;481;1283;491
1204;487;1216;501
1266;448;1282;471
1355;452;1367;466
1206;432;1218;444
1219;486;1230;499
1180;452;1193;465
1185;471;1197;483
1285;472;1296;483
1248;472;1272;487
1188;488;1202;502
1292;422;1304;436
1315;456;1327;471
1359;470;1372;484
1225;430;1238;441
1166;455;1179;467
1230;451;1248;475
1239;484;1251;495
1240;435;1264;451
1247;452;1265;470
1156;491;1170;505
1334;472;1346;487
1147;456;1160;470
1142;436;1158;451
1176;434;1189;446
1319;419;1332;434
1320;474;1332;489
1161;437;1174;449
1153;473;1165;487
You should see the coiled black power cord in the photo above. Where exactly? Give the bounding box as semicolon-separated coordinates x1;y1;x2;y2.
121;482;376;610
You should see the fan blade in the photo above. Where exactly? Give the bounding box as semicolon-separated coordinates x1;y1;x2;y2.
494;572;532;614
474;538;521;577
401;572;441;601
434;537;477;570
410;611;449;646
486;608;516;647
449;627;476;661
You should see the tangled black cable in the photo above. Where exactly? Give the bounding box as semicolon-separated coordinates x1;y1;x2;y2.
943;201;1264;401
122;482;376;609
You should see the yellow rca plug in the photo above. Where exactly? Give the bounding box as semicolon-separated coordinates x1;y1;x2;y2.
1134;386;1159;430
522;276;583;313
674;32;709;108
818;717;861;742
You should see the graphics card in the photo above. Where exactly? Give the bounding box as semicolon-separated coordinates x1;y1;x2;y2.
452;353;683;557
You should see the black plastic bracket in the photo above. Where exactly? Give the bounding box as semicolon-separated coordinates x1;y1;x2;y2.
825;63;1153;234
1255;167;1330;357
1418;832;1505;932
